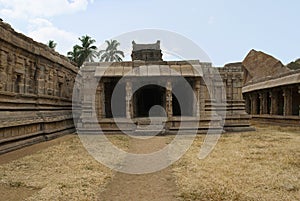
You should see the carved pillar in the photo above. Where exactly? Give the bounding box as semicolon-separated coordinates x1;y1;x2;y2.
199;78;207;116
6;52;14;92
98;82;105;118
226;75;233;100
260;92;268;114
283;87;292;116
250;93;258;115
95;84;101;120
236;76;243;100
125;81;132;119
0;51;7;91
259;93;263;115
53;69;58;96
269;91;278;115
194;79;201;117
166;80;173;118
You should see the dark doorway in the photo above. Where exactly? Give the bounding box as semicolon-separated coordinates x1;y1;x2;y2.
172;80;194;116
244;94;251;114
133;85;165;117
104;80;126;118
172;94;181;116
277;90;284;115
256;95;260;115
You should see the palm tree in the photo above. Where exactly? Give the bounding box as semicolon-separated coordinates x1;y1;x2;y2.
67;35;98;67
47;40;57;50
67;45;80;66
99;39;124;62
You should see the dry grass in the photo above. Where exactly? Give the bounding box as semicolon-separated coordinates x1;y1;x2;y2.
1;125;299;200
172;124;300;201
0;135;129;201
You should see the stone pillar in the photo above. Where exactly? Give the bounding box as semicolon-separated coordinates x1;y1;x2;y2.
6;52;13;92
283;87;292;116
260;92;268;114
259;93;264;115
96;82;105;119
80;72;97;128
199;78;207;116
125;81;132;119
99;82;105;118
0;51;7;91
250;93;258;115
226;75;233;100
194;79;201;117
166;80;173;118
269;91;278;115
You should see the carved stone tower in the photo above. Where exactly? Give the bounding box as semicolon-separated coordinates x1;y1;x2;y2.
131;40;163;61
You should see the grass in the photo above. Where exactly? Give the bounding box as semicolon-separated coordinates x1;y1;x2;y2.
172;123;300;201
0;124;299;200
0;136;120;200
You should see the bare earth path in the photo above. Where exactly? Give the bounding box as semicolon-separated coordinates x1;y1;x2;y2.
98;136;179;201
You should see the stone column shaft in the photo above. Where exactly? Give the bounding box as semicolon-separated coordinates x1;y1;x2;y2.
269;91;278;115
250;93;258;115
283;88;292;116
166;81;173;118
125;81;132;119
98;82;105;118
194;80;201;117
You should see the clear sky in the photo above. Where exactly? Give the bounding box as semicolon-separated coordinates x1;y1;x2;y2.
0;0;299;66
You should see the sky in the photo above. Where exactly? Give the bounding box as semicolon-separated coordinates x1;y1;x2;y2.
0;0;299;66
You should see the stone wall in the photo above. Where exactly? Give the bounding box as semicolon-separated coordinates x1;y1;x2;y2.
217;63;253;131
0;21;78;153
77;60;253;134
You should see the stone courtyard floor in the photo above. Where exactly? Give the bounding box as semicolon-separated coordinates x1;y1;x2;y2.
0;123;299;200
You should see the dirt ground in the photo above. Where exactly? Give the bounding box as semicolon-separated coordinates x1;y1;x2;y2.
0;123;299;200
99;137;178;201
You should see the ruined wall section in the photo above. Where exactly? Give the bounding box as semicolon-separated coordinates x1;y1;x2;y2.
217;63;253;131
0;21;78;153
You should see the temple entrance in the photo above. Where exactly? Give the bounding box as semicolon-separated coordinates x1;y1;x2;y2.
104;80;126;118
133;85;166;117
172;80;194;116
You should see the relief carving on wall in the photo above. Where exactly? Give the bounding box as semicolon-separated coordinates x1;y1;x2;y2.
0;50;8;91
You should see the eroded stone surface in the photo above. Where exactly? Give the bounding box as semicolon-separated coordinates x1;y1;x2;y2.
0;20;77;153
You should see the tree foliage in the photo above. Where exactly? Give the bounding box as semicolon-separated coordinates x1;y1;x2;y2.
47;40;57;50
99;39;124;62
67;35;98;67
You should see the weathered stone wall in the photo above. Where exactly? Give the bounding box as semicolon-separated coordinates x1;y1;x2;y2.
77;61;253;134
0;21;78;153
217;63;253;131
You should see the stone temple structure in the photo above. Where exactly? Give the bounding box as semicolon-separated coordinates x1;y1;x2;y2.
0;19;298;154
0;21;77;153
242;50;300;125
78;41;253;134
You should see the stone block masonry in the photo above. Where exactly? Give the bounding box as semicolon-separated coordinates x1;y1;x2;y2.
0;21;78;153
